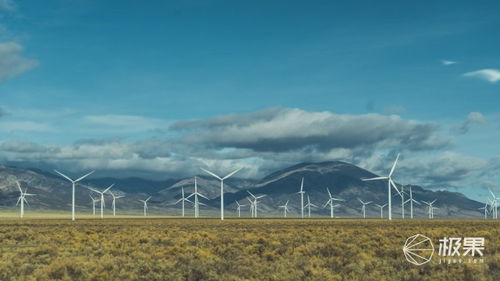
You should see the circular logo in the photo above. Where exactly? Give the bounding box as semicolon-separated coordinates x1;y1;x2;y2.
403;234;434;266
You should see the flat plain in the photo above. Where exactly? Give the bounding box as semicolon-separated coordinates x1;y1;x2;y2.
0;217;498;281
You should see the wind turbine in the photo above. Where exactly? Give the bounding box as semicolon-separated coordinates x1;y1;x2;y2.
201;167;242;220
297;177;305;218
362;153;401;220
175;187;193;217
488;198;497;219
247;190;266;218
375;203;387;219
186;177;208;218
15;181;35;218
89;194;100;216
139;196;151;216
87;184;113;219
404;186;420;219
324;187;344;218
108;191;124;217
394;184;408;219
279;200;290;218
422;200;437;219
358;199;372;219
488;189;498;219
478;202;488;219
247;197;255;217
235;201;245;218
305;195;318;218
54;170;95;221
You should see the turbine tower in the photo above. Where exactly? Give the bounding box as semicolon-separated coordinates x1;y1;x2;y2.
175;187;193;217
108;191;124;217
201;167;242;220
422;200;437;219
362;153;401;220
358;199;372;219
235;201;245;218
247;190;266;218
324;187;344;218
297;177;305;218
279;200;290;218
89;194;100;216
404;186;420;219
394;184;407;219
305;195;318;218
15;181;35;218
375;203;387;219
186;177;208;218
54;170;95;221
87;184;113;219
139;196;151;216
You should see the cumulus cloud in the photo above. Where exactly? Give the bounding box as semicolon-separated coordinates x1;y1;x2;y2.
0;42;38;82
170;107;450;153
457;112;486;134
463;69;500;83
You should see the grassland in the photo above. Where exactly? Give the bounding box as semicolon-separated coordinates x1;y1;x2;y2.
0;217;498;281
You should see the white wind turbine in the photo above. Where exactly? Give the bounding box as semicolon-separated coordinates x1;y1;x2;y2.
393;184;408;219
89;194;100;216
488;189;498;219
297;177;305;218
235;201;245;218
358;199;372;219
201;167;242;220
375;203;387;219
175;187;193;217
247;190;266;218
324;187;344;218
15;181;35;219
422;200;437;219
404;186;420;219
362;153;401;220
247;197;255;217
305;195;318;218
478;202;488;219
488;198;497;219
54;170;95;221
279;200;290;218
186;177;208;218
87;184;114;219
108;191;124;217
139;196;152;216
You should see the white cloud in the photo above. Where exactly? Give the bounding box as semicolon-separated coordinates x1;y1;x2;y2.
441;60;457;66
82;114;167;133
0;121;57;132
457;112;486;134
463;69;500;83
0;42;38;82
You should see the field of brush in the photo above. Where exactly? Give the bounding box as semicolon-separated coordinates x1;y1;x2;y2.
0;217;498;281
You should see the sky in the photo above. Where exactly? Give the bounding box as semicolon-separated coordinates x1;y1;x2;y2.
1;0;500;201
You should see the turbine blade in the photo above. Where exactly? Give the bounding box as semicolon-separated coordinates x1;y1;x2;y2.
75;170;95;182
200;168;222;180
326;187;332;198
246;190;256;198
16;196;21;206
222;168;242;180
103;183;114;193
54;170;73;182
390;179;401;195
16;181;23;193
362;176;388;181
389;153;400;177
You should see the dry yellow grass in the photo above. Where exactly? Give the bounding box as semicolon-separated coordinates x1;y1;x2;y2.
0;218;498;281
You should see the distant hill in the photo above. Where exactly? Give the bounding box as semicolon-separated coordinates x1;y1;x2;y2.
0;162;484;218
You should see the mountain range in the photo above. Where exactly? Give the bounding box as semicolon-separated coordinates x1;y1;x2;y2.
0;161;484;218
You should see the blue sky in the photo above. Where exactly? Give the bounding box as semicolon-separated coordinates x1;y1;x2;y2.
1;0;500;201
